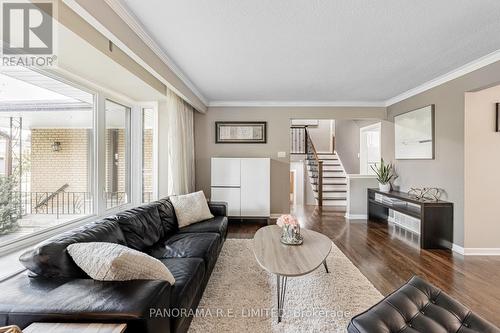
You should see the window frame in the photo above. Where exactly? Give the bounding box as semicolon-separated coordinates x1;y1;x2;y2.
0;68;155;256
140;104;158;203
102;98;132;212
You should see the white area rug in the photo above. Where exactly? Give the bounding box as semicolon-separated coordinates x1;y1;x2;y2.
189;239;383;333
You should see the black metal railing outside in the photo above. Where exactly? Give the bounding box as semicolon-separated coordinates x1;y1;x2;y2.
15;190;156;219
19;191;93;218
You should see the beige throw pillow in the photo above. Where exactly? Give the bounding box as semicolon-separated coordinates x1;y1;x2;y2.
170;191;214;228
67;242;175;284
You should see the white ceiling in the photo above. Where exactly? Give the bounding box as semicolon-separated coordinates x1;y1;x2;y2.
119;0;500;104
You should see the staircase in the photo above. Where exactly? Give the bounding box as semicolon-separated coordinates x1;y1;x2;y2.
306;153;347;206
293;126;346;207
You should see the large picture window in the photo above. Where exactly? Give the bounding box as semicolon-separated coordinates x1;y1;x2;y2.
105;99;130;209
0;67;94;245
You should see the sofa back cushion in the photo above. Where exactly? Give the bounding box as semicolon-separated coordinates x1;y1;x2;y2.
154;198;179;237
19;219;127;278
109;203;164;251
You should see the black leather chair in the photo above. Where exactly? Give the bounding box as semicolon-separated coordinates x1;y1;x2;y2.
0;198;228;333
348;276;500;333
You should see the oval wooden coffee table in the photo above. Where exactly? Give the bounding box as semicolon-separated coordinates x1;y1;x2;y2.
253;225;332;322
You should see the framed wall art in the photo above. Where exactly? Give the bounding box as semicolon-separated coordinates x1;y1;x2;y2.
215;121;267;143
394;104;435;159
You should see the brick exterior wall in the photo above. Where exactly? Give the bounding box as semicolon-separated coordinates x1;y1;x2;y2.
105;128;126;193
143;129;153;193
31;128;153;198
30;129;90;192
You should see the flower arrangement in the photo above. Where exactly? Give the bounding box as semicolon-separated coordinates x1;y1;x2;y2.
277;214;303;245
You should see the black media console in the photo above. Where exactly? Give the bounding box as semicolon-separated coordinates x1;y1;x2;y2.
367;188;453;249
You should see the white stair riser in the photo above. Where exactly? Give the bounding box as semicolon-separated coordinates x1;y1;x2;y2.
315;179;347;185
314;184;347;191
307;171;345;178
317;154;338;159
320;192;347;199
322;200;347;206
308;165;343;172
323;171;346;177
322;165;343;171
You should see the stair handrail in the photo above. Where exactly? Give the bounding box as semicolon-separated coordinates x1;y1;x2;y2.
34;183;69;210
305;129;323;206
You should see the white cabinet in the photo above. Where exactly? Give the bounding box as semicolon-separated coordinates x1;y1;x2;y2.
241;158;270;216
211;158;270;217
211;187;241;216
211;158;240;186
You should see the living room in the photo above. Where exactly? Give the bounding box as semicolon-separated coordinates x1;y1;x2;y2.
0;1;500;333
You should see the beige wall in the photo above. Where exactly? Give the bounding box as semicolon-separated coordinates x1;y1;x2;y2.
194;106;386;214
464;85;500;248
335;119;361;173
387;60;500;247
31;129;90;192
305;119;334;152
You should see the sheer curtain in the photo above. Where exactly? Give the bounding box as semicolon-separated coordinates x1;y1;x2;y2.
167;89;195;195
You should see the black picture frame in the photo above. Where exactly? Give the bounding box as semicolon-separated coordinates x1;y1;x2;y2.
496;103;500;132
215;121;267;143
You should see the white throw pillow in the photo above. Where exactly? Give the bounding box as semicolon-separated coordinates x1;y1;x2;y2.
169;191;214;228
67;242;175;284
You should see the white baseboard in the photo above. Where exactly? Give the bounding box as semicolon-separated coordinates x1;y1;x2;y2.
344;213;367;220
464;248;500;256
452;244;500;256
452;244;465;255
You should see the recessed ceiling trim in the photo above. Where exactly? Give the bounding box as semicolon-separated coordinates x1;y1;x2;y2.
104;0;208;105
386;49;500;106
208;101;387;107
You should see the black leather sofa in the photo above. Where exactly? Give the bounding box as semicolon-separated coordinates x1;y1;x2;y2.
0;198;228;333
348;276;500;333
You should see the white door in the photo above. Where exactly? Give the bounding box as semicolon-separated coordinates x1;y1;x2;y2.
211;158;241;186
211;187;241;216
359;123;381;175
240;158;270;217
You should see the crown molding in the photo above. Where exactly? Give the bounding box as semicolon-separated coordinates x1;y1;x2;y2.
386;49;500;106
103;0;208;106
64;0;500;110
63;0;206;112
208;100;387;108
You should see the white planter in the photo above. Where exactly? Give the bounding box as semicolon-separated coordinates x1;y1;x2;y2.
379;183;391;192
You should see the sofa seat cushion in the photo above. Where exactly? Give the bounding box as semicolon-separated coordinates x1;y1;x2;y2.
151;233;220;271
347;276;500;333
160;258;205;311
108;203;164;251
177;216;228;239
19;219;127;278
160;258;206;333
0;271;170;332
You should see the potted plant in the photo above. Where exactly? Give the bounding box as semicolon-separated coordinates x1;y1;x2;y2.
371;159;397;192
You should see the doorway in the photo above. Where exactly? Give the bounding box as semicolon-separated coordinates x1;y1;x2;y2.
359;123;381;175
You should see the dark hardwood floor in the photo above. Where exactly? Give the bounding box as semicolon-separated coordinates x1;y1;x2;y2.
227;205;500;326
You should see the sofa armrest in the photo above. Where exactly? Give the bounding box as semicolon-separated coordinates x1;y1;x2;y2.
208;201;227;217
0;273;172;333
